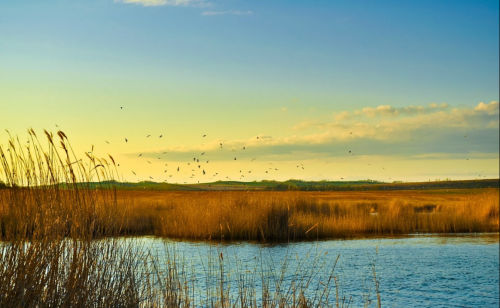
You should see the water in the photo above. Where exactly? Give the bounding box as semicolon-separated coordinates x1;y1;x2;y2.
131;233;499;307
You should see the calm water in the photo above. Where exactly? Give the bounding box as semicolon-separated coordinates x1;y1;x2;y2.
131;233;499;307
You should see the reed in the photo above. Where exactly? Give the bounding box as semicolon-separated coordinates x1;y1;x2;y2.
118;189;499;241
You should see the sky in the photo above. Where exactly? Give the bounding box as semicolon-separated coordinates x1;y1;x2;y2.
0;0;498;184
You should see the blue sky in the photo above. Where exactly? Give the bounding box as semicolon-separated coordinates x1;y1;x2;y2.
0;0;498;183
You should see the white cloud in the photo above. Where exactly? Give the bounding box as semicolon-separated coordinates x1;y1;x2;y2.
474;101;499;115
360;103;449;118
116;0;211;7
201;10;252;16
124;102;498;161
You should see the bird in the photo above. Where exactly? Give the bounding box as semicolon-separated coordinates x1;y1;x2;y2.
464;134;467;137
243;147;245;150
177;167;179;171
201;152;205;155
349;132;352;135
106;141;110;144
132;171;136;175
349;150;351;153
203;135;206;137
203;170;206;175
206;160;209;163
120;107;123;109
163;152;168;154
149;176;153;179
125;138;128;143
256;136;259;139
220;143;223;148
147;135;151;137
159;135;163;138
251;158;256;161
234;157;237;160
147;161;152;164
139;154;142;157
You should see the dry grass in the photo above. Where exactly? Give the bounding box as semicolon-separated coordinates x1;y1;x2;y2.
112;189;499;241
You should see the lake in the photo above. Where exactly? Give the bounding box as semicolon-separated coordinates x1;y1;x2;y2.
122;233;499;307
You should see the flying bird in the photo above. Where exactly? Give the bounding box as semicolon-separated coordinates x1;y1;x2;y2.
203;135;206;137
147;135;151;137
159;135;163;138
132;171;136;175
106;141;110;144
177;167;179;171
234;157;237;160
125;138;128;143
203;169;205;175
220;143;223;148
139;154;142;157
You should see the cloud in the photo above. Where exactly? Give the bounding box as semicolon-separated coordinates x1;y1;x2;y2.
116;0;212;7
201;10;252;16
124;101;498;162
359;103;449;118
475;101;499;115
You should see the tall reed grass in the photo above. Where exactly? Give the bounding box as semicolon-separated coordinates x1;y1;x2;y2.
119;189;499;241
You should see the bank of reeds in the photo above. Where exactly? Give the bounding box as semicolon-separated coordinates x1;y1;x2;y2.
120;189;498;241
0;130;382;307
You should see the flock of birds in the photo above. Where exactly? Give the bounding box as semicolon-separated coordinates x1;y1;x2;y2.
47;107;484;184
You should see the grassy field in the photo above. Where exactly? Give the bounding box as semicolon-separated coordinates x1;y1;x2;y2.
113;189;499;241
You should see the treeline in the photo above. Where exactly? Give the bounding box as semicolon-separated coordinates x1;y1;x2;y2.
264;179;499;191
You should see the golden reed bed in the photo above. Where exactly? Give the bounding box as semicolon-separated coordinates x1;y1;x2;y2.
115;189;499;241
